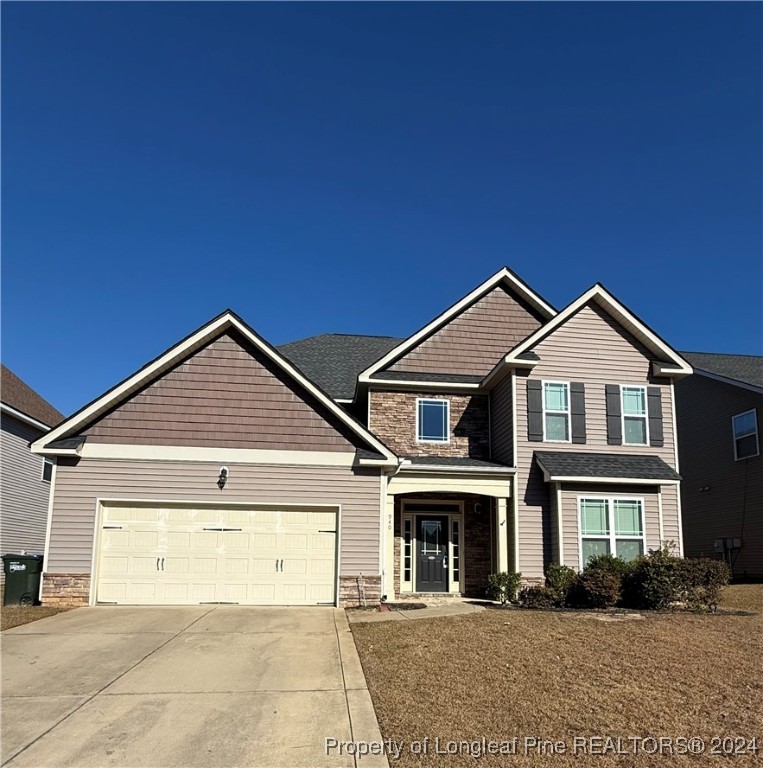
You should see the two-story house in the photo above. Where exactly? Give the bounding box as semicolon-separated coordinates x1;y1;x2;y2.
30;269;691;606
675;352;762;579
1;365;64;590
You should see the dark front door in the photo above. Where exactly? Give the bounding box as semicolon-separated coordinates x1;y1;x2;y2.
416;516;448;592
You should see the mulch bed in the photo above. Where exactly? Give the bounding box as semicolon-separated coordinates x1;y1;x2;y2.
1;605;74;631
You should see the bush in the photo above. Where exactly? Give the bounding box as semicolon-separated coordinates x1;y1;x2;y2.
624;546;685;610
545;563;577;606
570;568;621;609
486;572;522;604
520;584;557;609
681;558;730;613
585;554;634;581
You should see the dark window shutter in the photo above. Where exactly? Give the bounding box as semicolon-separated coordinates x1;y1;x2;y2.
527;380;543;442
570;382;587;444
647;387;664;447
605;384;622;445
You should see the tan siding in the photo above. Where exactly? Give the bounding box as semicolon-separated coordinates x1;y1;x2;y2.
489;374;513;464
387;285;545;376
676;375;763;577
81;332;355;451
48;458;381;577
1;414;50;556
560;484;662;570
369;391;489;458
514;302;680;579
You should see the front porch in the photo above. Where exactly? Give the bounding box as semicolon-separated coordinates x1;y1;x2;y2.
383;466;513;600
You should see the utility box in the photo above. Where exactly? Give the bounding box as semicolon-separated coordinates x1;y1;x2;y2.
2;554;44;606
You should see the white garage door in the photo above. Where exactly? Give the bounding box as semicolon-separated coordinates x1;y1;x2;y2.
95;504;337;605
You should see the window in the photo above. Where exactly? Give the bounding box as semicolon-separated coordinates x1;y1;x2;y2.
580;497;644;565
403;519;412;582
733;409;759;460
451;519;460;584
543;381;570;442
41;459;53;483
416;399;449;442
621;386;648;445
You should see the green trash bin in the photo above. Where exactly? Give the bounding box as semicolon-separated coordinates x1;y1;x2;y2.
2;554;44;606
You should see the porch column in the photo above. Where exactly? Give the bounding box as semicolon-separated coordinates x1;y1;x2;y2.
495;497;509;573
383;494;396;600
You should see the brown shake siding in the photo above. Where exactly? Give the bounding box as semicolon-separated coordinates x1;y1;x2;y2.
369;391;489;458
676;374;763;577
81;332;356;451
387;285;545;376
47;458;382;578
515;303;680;578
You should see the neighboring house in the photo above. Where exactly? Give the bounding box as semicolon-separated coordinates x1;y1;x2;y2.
1;365;64;588
30;268;692;606
676;352;762;578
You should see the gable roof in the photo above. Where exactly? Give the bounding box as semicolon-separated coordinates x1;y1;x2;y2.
681;351;763;392
358;267;557;384
31;311;397;464
278;334;402;400
484;283;693;385
1;365;64;429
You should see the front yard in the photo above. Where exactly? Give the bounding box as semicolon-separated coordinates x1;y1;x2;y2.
0;605;73;631
352;585;763;766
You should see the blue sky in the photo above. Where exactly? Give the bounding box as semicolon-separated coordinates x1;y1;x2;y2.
3;3;761;415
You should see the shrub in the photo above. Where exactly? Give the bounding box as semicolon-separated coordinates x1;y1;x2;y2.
545;563;577;606
585;554;634;581
624;546;684;610
570;568;621;609
681;558;730;613
520;584;556;609
486;572;522;604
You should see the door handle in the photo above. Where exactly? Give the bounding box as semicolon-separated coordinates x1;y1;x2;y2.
161;558;165;571
156;557;160;571
275;559;279;572
279;559;284;572
443;556;448;569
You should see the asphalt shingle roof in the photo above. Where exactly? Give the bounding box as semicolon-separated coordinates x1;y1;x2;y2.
681;351;763;389
278;334;403;400
534;451;681;481
1;365;64;428
370;371;484;384
404;456;511;469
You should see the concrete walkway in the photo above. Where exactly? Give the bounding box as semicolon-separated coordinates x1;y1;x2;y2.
1;606;387;768
346;599;487;624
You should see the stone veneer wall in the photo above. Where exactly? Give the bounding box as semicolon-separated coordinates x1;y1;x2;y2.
42;573;91;605
338;575;381;607
369;391;489;458
392;495;494;598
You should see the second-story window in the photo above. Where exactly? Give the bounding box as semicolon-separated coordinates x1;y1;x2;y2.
543;381;570;442
417;398;449;443
733;409;759;460
621;386;648;445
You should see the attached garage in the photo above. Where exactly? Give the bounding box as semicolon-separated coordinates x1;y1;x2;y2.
96;503;338;606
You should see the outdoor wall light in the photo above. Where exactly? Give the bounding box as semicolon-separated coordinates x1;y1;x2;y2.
217;466;229;490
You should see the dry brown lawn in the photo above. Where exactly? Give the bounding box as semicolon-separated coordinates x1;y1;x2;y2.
0;605;74;631
352;585;763;766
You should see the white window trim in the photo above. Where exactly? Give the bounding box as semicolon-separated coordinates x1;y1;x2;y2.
732;408;759;461
577;495;646;568
41;458;53;483
415;398;450;444
542;380;571;443
620;384;649;446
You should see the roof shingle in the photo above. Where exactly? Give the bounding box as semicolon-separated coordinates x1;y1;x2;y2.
1;365;63;428
681;351;763;389
534;451;680;481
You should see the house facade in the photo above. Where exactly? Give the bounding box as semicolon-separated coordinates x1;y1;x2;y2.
676;353;762;578
31;269;692;606
1;365;64;588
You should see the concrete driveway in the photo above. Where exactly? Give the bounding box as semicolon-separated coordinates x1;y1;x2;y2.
2;606;387;768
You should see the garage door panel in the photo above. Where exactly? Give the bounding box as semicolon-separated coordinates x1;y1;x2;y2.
96;505;337;606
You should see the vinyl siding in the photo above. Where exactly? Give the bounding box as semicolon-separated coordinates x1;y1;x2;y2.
490;374;514;464
676;375;763;577
81;332;356;451
560;483;662;570
514;302;680;579
387;285;545;377
48;458;382;578
1;414;50;556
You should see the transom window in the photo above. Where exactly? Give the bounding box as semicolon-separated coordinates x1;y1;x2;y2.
543;381;570;442
621;385;648;445
733;409;759;460
579;497;645;564
416;399;449;443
